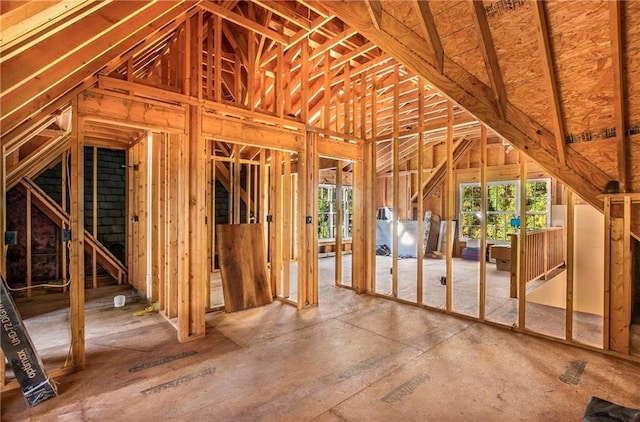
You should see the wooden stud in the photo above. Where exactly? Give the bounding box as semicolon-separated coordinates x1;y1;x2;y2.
416;79;425;304
565;190;574;341
61;151;68;291
392;64;399;297
158;134;167;307
336;161;343;286
300;37;309;122
479;125;488;319
233;144;241;224
603;196;611;350
167;135;179;319
283;154;292;298
26;190;31;297
276;44;285;119
92;146;98;289
269;150;282;297
69;101;85;368
446;101;453;311
518;152;527;329
352;155;365;293
215;15;222;103
260;150;268;253
151;134;161;303
323;51;331;130
304;131;319;305
531;0;566;168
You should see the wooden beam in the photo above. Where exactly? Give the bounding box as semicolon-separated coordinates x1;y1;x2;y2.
469;0;507;119
202;112;304;152
198;2;290;45
78;89;186;133
610;0;628;192
364;0;383;30
531;0;566;168
309;28;358;60
412;1;444;73
69;100;85;368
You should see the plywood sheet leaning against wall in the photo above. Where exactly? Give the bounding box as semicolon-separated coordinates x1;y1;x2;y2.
217;224;272;312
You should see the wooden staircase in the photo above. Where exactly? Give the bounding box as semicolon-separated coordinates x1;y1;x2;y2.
411;136;475;202
15;177;127;285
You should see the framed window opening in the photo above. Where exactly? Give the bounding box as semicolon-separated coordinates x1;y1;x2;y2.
459;178;551;243
318;184;353;241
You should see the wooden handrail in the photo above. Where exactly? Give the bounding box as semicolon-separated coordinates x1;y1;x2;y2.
15;178;127;284
510;227;564;296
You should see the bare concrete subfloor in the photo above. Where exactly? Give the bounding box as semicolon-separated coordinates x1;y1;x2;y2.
2;272;640;421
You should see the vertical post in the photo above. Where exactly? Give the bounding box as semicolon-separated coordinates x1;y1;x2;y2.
417;80;425;304
323;51;331;130
269;150;282;297
335;161;343;286
603;195;611;350
61;151;68;291
304;132;319;305
370;75;378;294
260;150;268;253
92;146;98;289
282;154;292;298
0;146;5;385
26;190;32;297
479;125;488;319
446;101;454;311
69;100;85;368
233;144;240;224
518;152;527;329
214;15;222;103
565;190;574;341
392;64;399;297
297;138;308;308
276;44;284;119
352;155;365;293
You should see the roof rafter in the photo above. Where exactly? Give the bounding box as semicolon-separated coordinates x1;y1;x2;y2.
412;0;443;74
610;0;628;192
531;0;566;168
469;0;507;120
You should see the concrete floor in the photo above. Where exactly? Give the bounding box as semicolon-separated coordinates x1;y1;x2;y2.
2;270;640;421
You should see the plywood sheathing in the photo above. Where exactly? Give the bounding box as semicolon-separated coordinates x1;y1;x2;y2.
547;1;614;141
626;1;640;191
429;0;490;87
486;1;552;142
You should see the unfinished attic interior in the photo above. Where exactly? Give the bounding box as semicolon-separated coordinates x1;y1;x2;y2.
1;0;640;419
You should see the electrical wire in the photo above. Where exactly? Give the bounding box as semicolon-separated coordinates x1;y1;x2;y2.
2;243;72;291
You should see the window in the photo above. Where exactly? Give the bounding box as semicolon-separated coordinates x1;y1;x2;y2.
317;184;353;240
525;180;550;231
459;179;550;242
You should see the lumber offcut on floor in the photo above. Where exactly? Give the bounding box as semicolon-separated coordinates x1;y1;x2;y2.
2;282;639;421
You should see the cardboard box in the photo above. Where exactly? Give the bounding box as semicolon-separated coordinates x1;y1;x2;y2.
490;245;511;261
496;258;511;271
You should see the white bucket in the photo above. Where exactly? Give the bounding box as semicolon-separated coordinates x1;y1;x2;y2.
114;295;126;308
